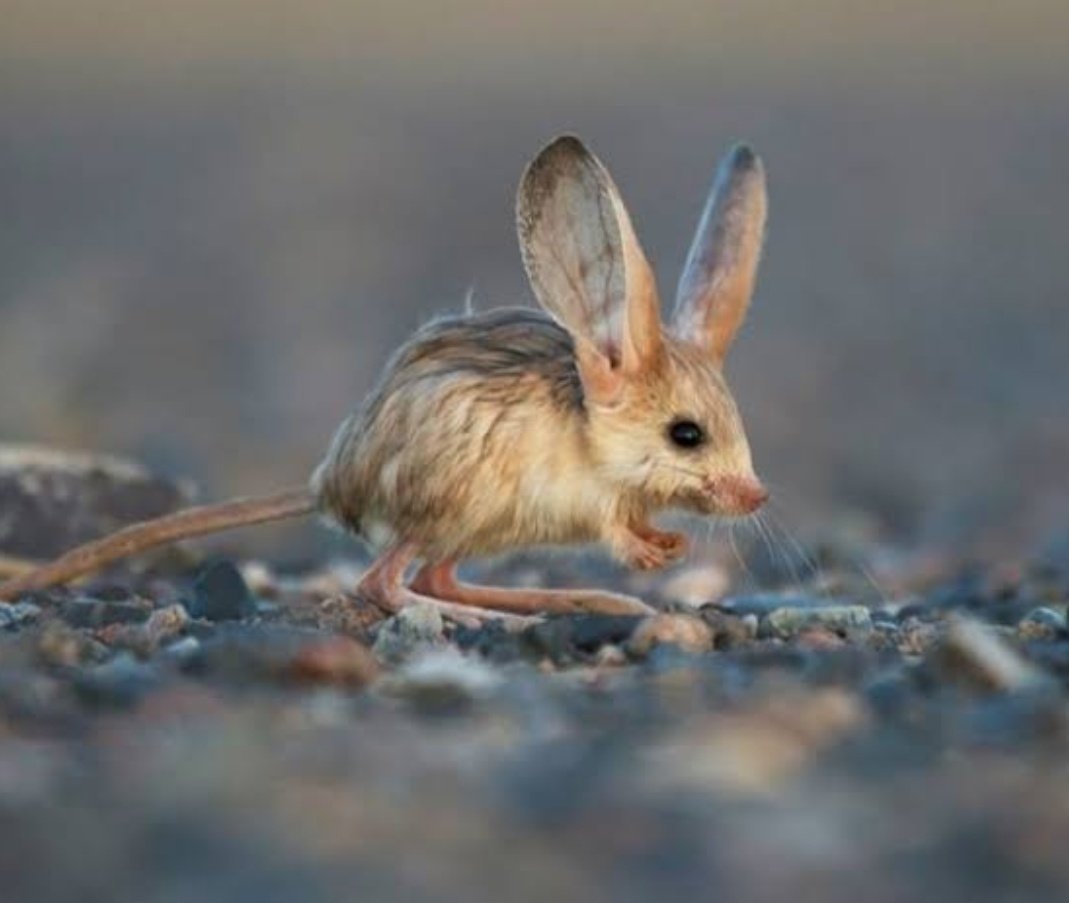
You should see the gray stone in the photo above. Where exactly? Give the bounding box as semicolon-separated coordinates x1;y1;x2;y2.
0;601;41;630
719;594;831;617
371;603;445;663
189;561;258;622
143;603;192;645
626;613;714;658
92;602;192;656
764;604;873;640
700;608;758;648
160;636;201;664
1016;606;1067;642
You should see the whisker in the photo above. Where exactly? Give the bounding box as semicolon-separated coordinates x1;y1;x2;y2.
765;503;891;606
762;509;828;598
701;517;720;554
851;552;891;607
754;510;801;590
727;521;757;591
751;512;780;580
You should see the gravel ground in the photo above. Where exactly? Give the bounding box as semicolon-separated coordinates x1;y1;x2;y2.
1;455;1069;902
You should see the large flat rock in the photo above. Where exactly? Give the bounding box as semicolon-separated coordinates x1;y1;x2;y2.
0;445;191;558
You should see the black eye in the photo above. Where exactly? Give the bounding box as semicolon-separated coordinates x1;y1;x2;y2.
668;419;705;449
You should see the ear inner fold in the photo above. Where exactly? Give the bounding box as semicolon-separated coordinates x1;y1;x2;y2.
673;144;767;360
516;135;663;385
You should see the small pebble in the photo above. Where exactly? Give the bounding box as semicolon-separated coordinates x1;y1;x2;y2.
514;614;642;665
160;636;201;664
0;601;41;630
143;603;191;643
188;561;258;622
594;644;628;668
627;613;714;658
567;615;643;652
238;560;277;596
94;603;193;656
372;603;445;663
1016;607;1067;642
897;617;942;656
719;593;826;618
871;606;901;626
866;621;902;652
700;608;758;648
290;635;379;687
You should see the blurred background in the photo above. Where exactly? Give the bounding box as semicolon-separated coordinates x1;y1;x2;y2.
2;0;1067;559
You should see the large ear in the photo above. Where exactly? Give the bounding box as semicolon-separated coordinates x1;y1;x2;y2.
517;136;662;401
672;144;767;361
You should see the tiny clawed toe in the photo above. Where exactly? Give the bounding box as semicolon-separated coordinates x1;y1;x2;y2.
654;532;689;559
627;543;669;571
623;527;688;570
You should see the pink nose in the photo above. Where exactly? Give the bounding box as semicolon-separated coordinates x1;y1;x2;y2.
712;475;769;514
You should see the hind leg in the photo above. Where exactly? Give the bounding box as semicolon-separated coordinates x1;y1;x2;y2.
409;560;654;616
354;543;535;627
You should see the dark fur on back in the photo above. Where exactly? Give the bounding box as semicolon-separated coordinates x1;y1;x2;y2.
366;307;584;418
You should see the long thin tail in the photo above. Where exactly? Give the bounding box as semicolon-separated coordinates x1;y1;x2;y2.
0;487;315;601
